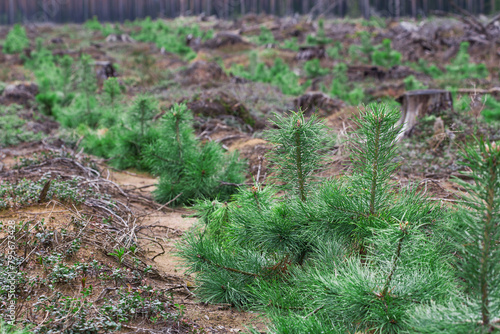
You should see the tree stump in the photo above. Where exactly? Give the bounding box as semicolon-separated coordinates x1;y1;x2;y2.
395;89;453;140
294;91;346;117
94;61;116;80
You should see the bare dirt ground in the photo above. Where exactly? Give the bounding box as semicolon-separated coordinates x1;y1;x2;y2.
0;146;268;333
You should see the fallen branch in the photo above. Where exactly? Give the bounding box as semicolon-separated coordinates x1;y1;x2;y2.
157;192;183;211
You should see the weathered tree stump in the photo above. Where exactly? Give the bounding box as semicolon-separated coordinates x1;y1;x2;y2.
0;82;38;107
203;32;248;49
396;89;453;140
294;91;346;116
94;61;117;80
105;34;135;43
296;46;325;60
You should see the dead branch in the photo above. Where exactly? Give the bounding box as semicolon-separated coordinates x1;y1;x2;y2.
157;192;183;211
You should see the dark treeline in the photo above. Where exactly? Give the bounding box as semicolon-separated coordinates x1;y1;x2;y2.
0;0;498;25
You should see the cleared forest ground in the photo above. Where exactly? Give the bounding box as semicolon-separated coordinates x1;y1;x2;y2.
0;13;499;333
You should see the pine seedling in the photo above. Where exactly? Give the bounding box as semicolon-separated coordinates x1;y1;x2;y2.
372;39;402;68
145;103;196;176
3;24;30;54
110;125;160;171
306;19;332;46
109;95;158;170
265;110;330;202
102;77;122;114
257;27;275;45
410;140;500;333
145;103;245;205
350;103;402;216
329;63;365;106
58;54;76;106
304;58;330;78
179;104;453;332
76;54;97;117
129;94;156;137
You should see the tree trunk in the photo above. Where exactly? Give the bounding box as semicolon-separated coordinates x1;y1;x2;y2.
395;0;400;18
8;0;14;24
302;0;308;14
362;0;370;18
396;89;454;140
240;0;245;15
181;0;186;16
411;0;417;18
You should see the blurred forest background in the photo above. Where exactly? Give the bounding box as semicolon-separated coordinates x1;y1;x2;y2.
0;0;499;25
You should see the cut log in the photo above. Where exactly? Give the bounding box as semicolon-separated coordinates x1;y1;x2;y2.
396;89;453;140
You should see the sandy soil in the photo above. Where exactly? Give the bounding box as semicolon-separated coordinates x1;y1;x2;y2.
105;168;269;333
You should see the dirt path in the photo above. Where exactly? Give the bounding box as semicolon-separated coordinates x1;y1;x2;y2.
105;168;268;333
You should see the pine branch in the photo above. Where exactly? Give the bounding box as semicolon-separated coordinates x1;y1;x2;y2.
197;254;260;278
382;221;408;296
175;115;183;161
326;204;369;219
369;115;381;215
294;120;306;202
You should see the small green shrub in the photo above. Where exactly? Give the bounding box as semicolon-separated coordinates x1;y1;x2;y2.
348;31;374;64
144;103;245;205
306;19;332;46
84;16;120;37
481;94;500;122
349;35;401;68
58;54;98;127
326;41;343;60
230;56;310;95
329;63;365;105
84;16;103;31
109;95;159;170
24;41;77;120
411;59;443;78
445;42;488;81
102;77;123;114
2;24;29;54
265;110;330;201
303;58;329;78
372;39;402;68
131;18;210;60
256;27;275;45
404;75;427;91
36;92;61;116
281;37;299;51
